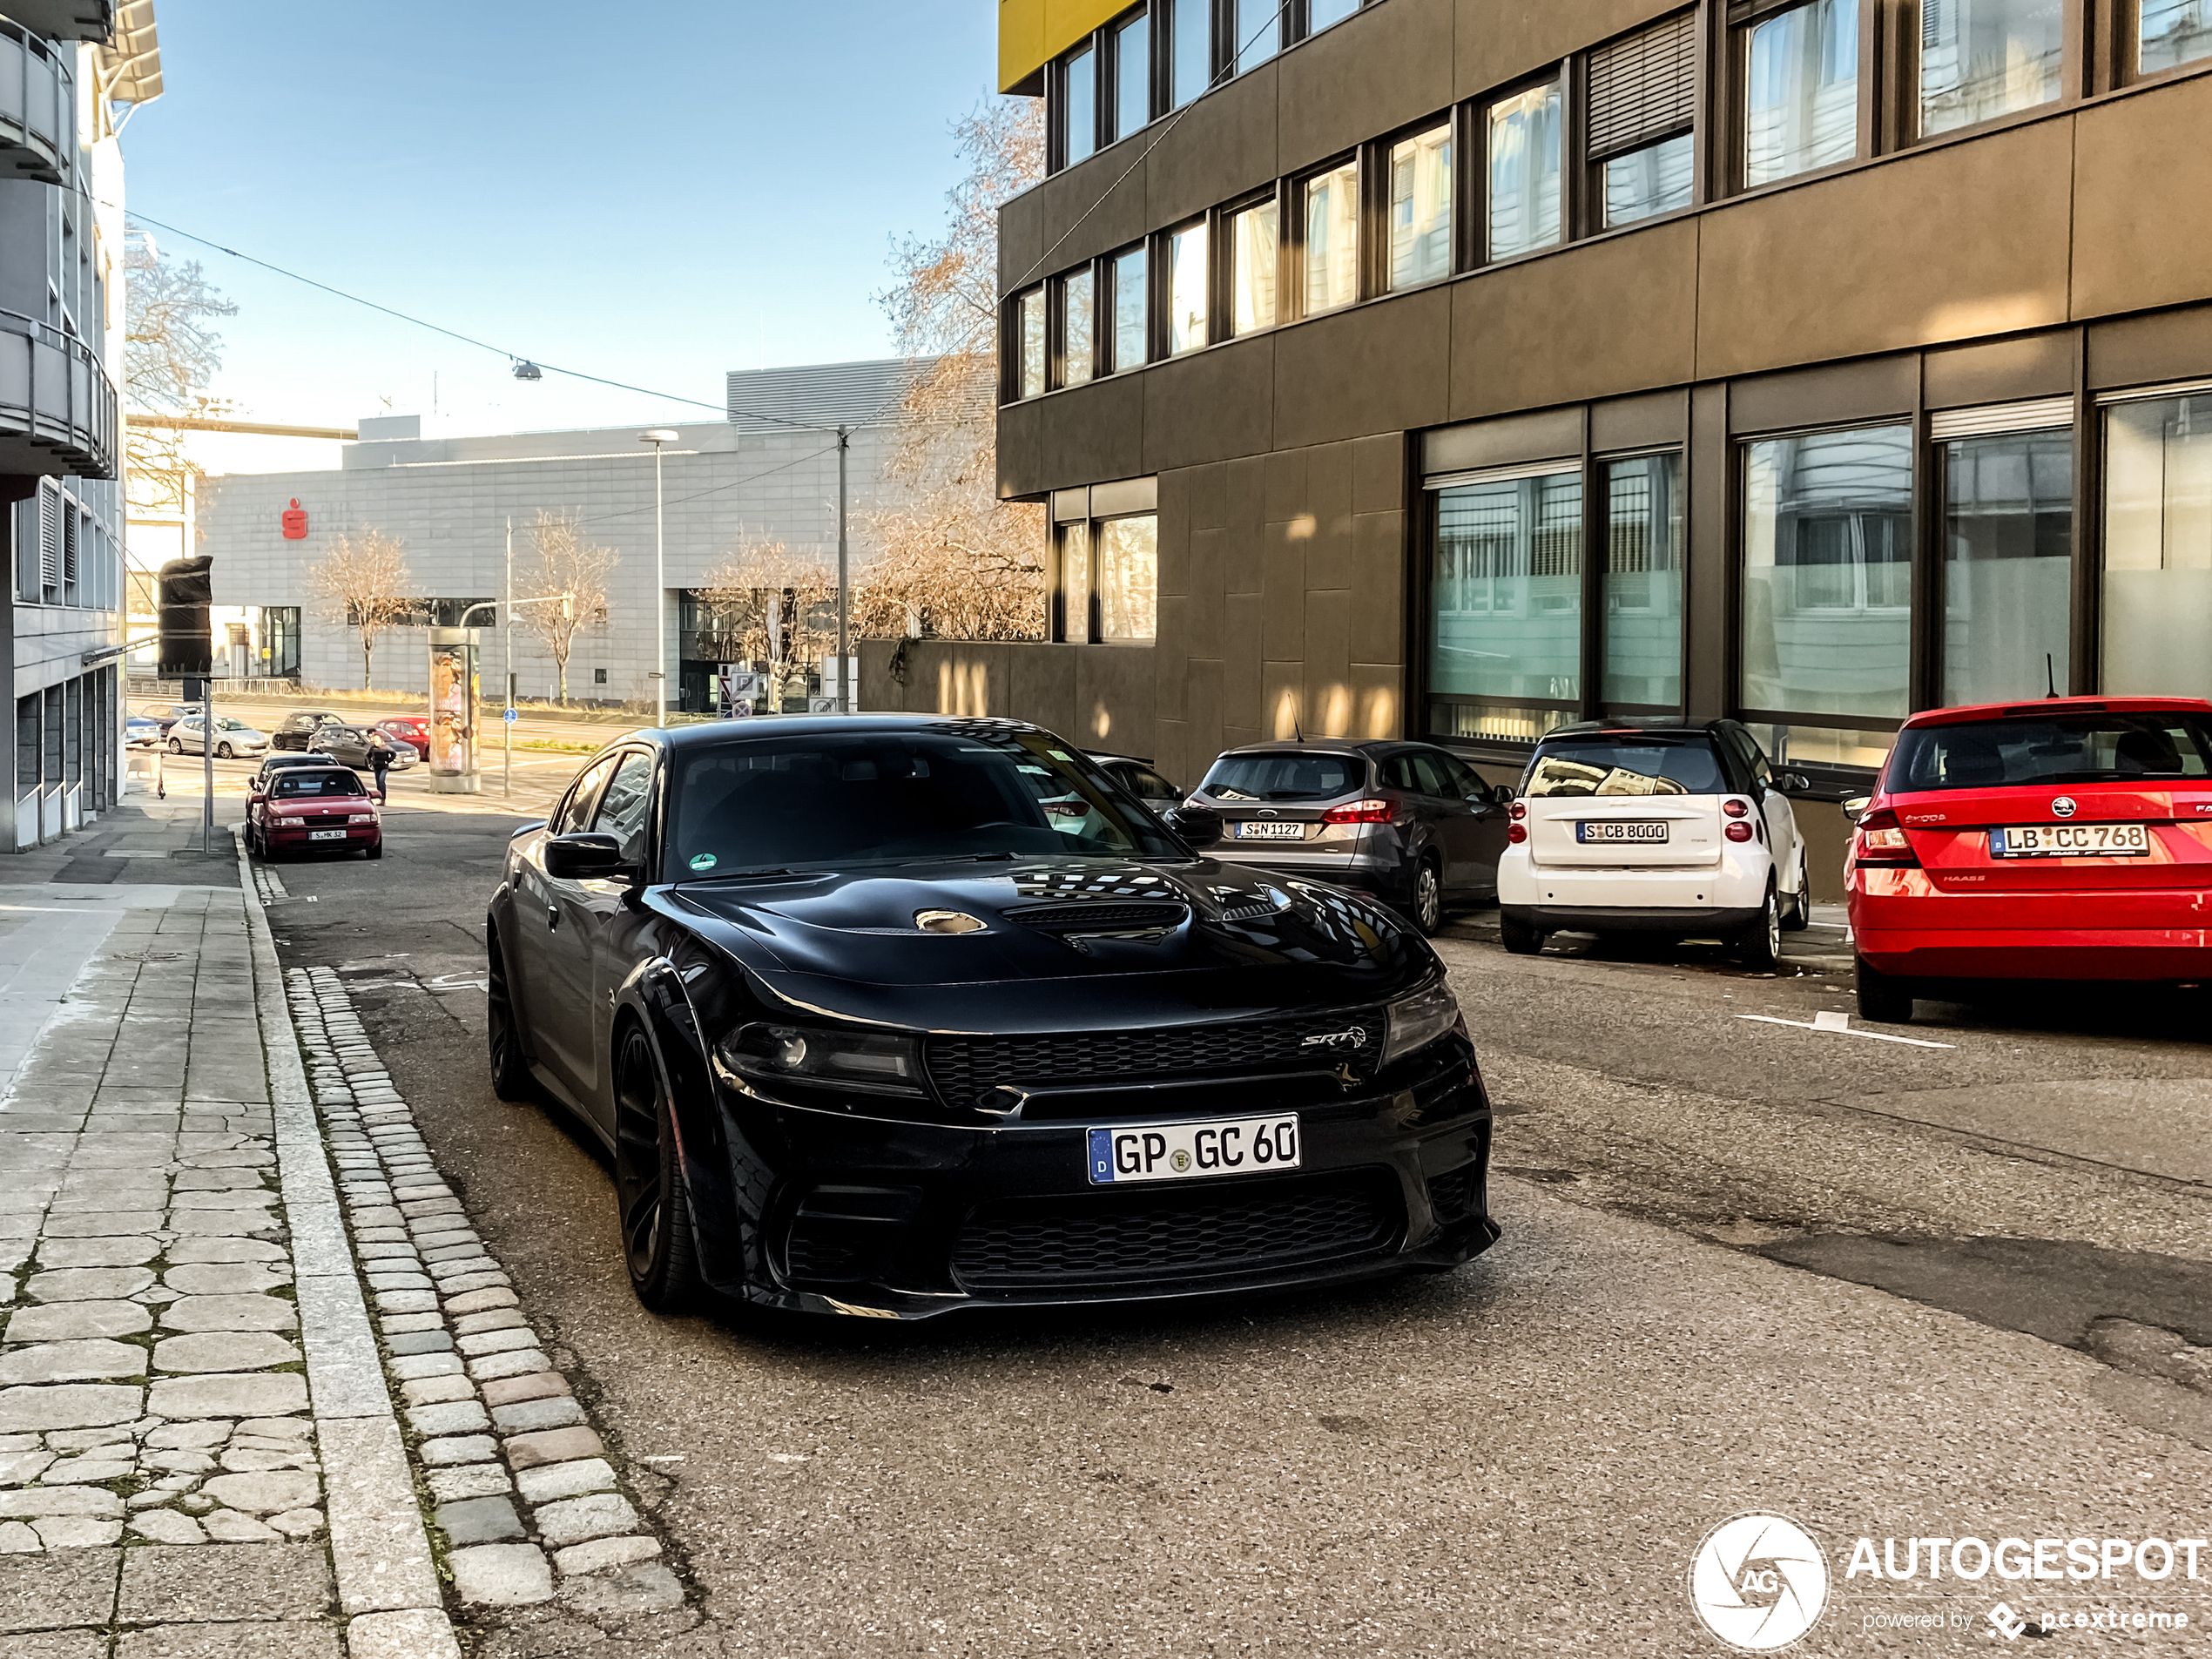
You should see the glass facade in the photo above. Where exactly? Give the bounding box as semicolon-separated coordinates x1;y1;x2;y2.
1431;469;1585;705
1741;425;1913;720
1311;0;1362;29
1920;0;2064;136
1169;222;1208;355
1487;82;1562;260
1064;42;1096;164
2141;0;2212;70
1604;133;1696;226
1389;125;1453;291
1602;452;1684;709
1744;0;1860;186
1236;0;1280;73
1114;12;1150;143
2103;394;2212;699
1098;516;1159;642
1229;199;1278;334
1303;161;1360;314
1060;521;1092;643
1112;246;1148;372
1167;0;1209;109
1018;288;1047;399
1941;426;2073;705
1061;267;1094;388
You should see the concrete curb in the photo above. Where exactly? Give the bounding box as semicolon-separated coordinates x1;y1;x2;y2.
233;828;462;1656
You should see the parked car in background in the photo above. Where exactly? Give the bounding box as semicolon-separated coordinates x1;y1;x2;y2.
1181;740;1512;934
313;723;416;771
151;703;201;735
271;710;344;751
1847;697;2212;1022
1087;752;1182;806
167;715;272;760
376;717;432;759
1496;720;1811;969
254;751;338;790
125;714;163;748
246;765;381;860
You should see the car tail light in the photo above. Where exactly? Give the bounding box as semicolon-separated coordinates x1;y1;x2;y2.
1723;798;1750;819
1322;799;1395;826
1507;800;1527;822
1853;806;1919;867
1724;821;1755;843
1507;824;1527;844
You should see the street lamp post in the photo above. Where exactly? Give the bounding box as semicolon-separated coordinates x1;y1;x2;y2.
639;428;679;727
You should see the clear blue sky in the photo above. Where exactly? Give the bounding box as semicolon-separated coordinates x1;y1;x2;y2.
123;2;1007;435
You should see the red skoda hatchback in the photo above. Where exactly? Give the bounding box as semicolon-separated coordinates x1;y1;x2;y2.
1847;697;2212;1022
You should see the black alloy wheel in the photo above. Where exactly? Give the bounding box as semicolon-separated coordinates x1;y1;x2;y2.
1855;954;1916;1024
485;938;536;1103
1738;880;1782;973
1409;856;1444;936
613;1026;702;1312
1500;915;1547;956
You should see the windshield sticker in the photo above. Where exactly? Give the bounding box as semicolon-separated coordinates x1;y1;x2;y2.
689;853;718;872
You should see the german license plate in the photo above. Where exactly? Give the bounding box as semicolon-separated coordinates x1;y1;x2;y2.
1992;823;2150;857
1577;820;1669;843
1234;821;1305;840
308;829;347;841
1086;1115;1300;1184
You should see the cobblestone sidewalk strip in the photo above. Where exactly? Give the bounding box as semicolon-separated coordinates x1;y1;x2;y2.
280;966;681;1628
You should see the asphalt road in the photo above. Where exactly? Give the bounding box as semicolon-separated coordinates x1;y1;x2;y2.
261;805;2212;1656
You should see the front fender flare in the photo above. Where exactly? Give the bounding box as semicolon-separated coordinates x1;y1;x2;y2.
612;959;744;1288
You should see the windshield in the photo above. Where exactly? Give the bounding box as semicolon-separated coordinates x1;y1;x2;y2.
1888;712;2212;791
1523;738;1727;798
274;770;366;799
1198;752;1364;802
665;726;1187;880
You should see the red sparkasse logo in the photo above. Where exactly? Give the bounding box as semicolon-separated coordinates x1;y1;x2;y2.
281;499;307;539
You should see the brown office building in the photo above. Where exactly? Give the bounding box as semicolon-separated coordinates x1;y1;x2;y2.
866;0;2212;884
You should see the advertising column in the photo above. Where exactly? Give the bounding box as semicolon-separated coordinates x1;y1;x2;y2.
427;628;480;794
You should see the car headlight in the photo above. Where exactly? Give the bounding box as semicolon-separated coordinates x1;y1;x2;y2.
718;1023;927;1098
1382;980;1462;1066
348;813;377;824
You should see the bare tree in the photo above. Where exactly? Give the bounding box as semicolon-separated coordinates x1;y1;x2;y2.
693;542;839;710
307;531;412;689
123;236;237;525
870;99;1049;643
519;510;618;705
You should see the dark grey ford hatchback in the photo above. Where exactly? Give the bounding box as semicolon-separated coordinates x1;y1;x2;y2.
486;716;1497;1319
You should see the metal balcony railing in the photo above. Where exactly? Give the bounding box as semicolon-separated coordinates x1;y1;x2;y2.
0;20;71;185
0;306;118;479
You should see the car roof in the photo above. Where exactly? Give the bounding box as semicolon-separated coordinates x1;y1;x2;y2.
1541;718;1726;742
654;714;1050;752
1209;739;1395;760
1901;695;2212;729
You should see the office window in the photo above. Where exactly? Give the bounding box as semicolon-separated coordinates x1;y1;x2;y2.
1167;223;1208;355
1740;424;1913;720
1111;246;1149;372
1590;13;1697;226
1744;0;1861;186
1063;41;1097;165
1311;0;1362;29
1302;161;1360;315
1017;287;1047;399
1229;199;1278;334
1113;10;1150;142
1060;521;1093;644
1236;0;1281;72
1098;516;1158;642
2103;393;2212;698
2141;0;2212;71
1060;267;1095;388
1431;468;1586;705
1919;0;2064;136
1942;426;2072;705
1166;0;1211;108
1487;81;1562;260
1602;453;1685;709
1388;125;1453;291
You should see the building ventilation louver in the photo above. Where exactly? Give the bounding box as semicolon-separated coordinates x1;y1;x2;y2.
1587;11;1697;161
38;485;61;596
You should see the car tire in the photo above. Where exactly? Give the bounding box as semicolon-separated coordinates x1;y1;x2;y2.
485;936;536;1103
365;840;382;860
1856;954;1915;1023
167;738;183;754
613;1024;703;1312
1738;880;1782;973
217;743;233;760
1501;915;1547;956
1780;847;1811;932
1407;856;1444;936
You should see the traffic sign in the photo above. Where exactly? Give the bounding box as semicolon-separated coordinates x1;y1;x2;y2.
502;706;518;724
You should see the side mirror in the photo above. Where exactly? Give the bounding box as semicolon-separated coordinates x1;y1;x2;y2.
1776;771;1814;795
1163;806;1223;847
1842;796;1871;823
543;832;631;880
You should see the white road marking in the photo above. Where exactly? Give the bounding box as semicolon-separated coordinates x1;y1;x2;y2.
1737;1013;1955;1049
428;972;491;994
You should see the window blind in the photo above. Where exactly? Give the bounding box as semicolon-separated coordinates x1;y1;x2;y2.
1587;11;1697;160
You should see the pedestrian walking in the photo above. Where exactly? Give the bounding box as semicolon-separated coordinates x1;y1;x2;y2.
367;729;395;804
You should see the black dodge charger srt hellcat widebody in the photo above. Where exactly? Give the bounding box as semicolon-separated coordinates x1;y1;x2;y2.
486;717;1497;1318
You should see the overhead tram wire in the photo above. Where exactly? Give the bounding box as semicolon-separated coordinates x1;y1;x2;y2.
1008;0;1298;294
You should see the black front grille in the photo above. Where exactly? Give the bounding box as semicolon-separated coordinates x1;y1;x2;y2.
925;1008;1383;1109
1426;1163;1480;1224
300;813;351;828
951;1169;1400;1291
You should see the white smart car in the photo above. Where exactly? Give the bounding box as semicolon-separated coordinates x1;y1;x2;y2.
1496;719;1813;969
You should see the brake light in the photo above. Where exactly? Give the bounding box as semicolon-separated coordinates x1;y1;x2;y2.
1507;800;1527;821
1322;799;1395;826
1853;806;1919;867
1507;824;1527;844
1723;799;1750;819
1724;821;1755;843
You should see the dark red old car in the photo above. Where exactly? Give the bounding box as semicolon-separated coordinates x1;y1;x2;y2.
247;765;383;860
376;717;432;760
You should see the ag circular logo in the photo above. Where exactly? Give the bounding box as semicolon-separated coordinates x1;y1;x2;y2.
1687;1513;1829;1652
2052;796;2078;819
